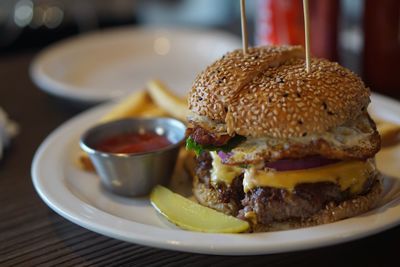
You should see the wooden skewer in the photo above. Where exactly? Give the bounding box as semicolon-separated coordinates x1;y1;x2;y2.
303;0;311;72
240;0;248;54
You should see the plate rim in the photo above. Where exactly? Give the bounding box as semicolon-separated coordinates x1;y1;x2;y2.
29;26;241;104
31;93;400;255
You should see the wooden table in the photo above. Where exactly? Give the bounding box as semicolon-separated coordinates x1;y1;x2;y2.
1;52;399;267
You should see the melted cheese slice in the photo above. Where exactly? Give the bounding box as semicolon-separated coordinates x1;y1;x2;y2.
210;152;242;185
209;152;375;194
243;160;375;193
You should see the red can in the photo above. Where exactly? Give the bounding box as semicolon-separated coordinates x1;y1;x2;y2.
256;0;339;61
256;0;304;46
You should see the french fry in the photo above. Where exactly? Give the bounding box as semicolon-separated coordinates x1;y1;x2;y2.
99;90;151;123
147;80;188;121
376;120;400;147
138;102;168;117
77;151;95;172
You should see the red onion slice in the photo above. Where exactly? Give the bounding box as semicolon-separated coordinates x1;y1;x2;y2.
217;151;233;161
264;156;340;171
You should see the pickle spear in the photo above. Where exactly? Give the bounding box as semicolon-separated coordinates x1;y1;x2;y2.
150;185;249;233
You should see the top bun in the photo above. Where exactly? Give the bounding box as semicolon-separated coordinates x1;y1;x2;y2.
188;46;370;138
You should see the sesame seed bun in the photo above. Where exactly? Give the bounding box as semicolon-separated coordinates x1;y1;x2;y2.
188;46;371;138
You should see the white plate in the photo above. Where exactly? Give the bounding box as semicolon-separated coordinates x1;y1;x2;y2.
30;26;240;103
32;93;400;255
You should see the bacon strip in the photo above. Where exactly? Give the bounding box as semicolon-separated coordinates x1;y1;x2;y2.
187;127;232;146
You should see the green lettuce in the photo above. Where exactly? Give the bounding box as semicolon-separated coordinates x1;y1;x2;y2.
185;135;246;156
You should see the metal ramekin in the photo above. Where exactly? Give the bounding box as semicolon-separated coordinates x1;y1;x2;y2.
80;118;186;197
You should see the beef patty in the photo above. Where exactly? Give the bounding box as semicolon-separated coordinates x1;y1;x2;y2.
194;152;376;224
195;152;244;207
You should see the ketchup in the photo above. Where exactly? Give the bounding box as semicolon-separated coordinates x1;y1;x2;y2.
95;132;171;154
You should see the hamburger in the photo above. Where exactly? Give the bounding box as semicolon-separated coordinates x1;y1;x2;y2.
185;45;382;232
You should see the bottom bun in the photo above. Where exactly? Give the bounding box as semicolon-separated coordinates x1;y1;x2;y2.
193;174;383;232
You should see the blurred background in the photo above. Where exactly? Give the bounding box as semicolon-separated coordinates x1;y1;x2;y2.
0;0;399;98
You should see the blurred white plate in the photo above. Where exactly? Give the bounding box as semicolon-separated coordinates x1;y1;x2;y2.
30;26;240;103
31;93;400;255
